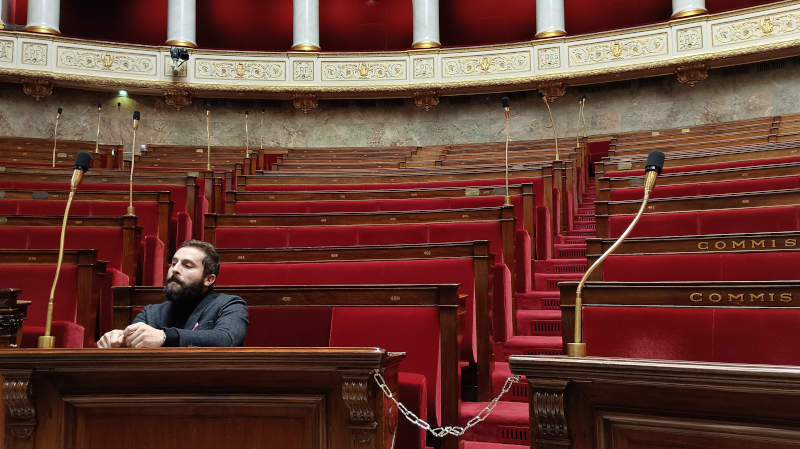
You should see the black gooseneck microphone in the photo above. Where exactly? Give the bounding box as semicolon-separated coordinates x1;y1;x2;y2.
501;97;511;205
538;91;559;161
52;108;63;167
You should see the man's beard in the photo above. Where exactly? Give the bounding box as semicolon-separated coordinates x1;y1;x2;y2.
163;276;205;303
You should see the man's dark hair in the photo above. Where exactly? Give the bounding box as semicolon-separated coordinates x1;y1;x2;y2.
179;239;220;279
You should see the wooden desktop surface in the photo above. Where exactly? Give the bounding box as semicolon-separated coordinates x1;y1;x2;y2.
0;347;403;449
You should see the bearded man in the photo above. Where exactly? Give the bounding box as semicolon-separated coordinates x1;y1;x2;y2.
97;240;249;348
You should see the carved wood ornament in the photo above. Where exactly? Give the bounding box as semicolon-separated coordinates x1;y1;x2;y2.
675;62;709;87
163;89;193;110
341;371;378;448
20;78;54;101
530;379;571;449
413;90;439;111
292;93;319;114
2;370;36;440
537;81;567;103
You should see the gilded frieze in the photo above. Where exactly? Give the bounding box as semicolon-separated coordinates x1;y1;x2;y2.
57;47;157;75
322;61;406;81
413;58;434;79
22;43;47;65
712;11;800;46
195;59;286;81
293;61;314;81
0;40;13;63
537;47;561;70
568;33;668;66
676;27;704;52
442;51;530;78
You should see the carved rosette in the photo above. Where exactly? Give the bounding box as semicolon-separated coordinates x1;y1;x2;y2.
20;78;54;101
163;89;193;110
3;370;36;439
537;81;567;103
292;93;318;114
531;380;571;449
675;62;709;87
341;372;378;447
413;90;439;111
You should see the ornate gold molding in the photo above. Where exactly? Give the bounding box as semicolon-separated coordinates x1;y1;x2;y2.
442;51;530;77
195;58;286;81
675;62;709;87
0;39;12;63
535;30;567;39
671;8;708;20
291;43;321;52
164;39;197;48
322;61;406;81
23;25;60;36
292;93;318;114
413;90;439;111
712;10;800;47
410;40;441;49
22;43;47;65
163;89;193;110
20;78;53;101
57;47;157;75
537;81;567;103
569;33;668;67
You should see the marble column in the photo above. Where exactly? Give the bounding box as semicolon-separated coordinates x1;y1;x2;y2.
24;0;61;35
411;0;440;49
291;0;320;51
535;0;565;39
0;0;7;29
166;0;197;47
671;0;707;19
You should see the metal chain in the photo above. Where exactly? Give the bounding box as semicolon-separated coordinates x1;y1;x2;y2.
374;372;522;438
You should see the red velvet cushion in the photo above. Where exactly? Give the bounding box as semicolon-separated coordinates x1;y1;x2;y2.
429;223;504;263
377;199;451;212
536;205;551;260
720;251;800;280
397;372;427;449
492;263;513;342
357;225;429;245
287;226;359;247
216;264;289;286
22;321;84;348
712;308;800;365
603;254;722;282
515;229;532;293
583;306;714;361
98;268;130;336
26;227;125;272
329;307;442;426
609;212;699;238
236;202;309;214
141;235;165;286
244;307;332;347
176;212;192;247
0;265;79;325
0;228;29;249
215;228;288;248
308;200;378;213
698;207;798;235
195;196;208;241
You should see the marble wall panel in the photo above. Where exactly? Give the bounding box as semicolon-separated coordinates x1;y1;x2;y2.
0;61;798;153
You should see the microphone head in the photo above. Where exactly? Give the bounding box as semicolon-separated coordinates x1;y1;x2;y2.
57;107;62;114
538;91;546;98
245;111;249;116
579;94;586;101
98;103;102;109
206;104;211;111
501;97;510;108
74;152;92;172
133;111;140;120
644;150;666;174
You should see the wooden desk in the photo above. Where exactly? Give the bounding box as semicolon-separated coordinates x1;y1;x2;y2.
509;355;800;449
0;348;403;449
0;289;28;348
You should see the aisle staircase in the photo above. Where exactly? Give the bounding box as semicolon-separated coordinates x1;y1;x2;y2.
458;177;597;448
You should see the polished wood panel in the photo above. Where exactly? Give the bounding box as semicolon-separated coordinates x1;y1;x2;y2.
112;284;460;449
0;348;402;449
0;289;29;348
509;355;800;449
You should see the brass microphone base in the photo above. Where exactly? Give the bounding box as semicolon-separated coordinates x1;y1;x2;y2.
567;343;586;357
38;335;55;349
126;206;135;216
504;196;512;206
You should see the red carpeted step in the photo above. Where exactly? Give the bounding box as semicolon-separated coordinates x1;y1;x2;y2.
494;335;562;361
516;309;562;336
463;441;529;449
517;291;561;310
574;213;595;223
573;221;596;232
491;362;527;402
566;230;595;237
534;258;587;274
553;244;587;259
533;273;583;291
459;401;530;444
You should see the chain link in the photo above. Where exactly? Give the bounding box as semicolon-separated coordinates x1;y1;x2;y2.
374;372;522;438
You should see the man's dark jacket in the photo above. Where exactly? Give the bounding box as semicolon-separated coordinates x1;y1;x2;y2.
133;291;249;347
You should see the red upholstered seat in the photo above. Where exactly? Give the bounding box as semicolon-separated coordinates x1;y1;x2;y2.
287;226;359;247
604;252;800;282
0;266;85;348
329;306;443;426
357;225;429;245
583;306;800;365
216;227;289;248
244;307;332;347
492;263;513;342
